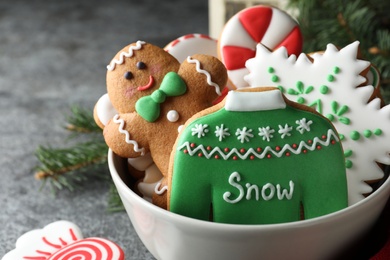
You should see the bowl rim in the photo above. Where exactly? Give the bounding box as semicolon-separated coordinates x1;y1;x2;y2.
108;149;390;231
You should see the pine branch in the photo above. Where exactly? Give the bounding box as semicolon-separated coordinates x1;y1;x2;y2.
289;0;390;100
65;105;102;133
35;141;108;188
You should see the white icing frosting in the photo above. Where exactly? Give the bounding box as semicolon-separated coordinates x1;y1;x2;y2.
186;56;222;96
223;172;294;204
95;93;118;126
225;89;286;111
107;40;146;71
164;34;218;63
244;41;390;205
154;182;168;195
113;114;145;155
167;110;179;122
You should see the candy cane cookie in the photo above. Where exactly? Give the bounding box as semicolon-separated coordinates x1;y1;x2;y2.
219;5;303;89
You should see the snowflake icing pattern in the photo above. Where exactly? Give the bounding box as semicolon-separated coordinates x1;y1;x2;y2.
191;124;209;138
215;124;230;141
235;127;254;143
258;126;275;142
245;41;390;204
278;124;293;139
296;118;313;134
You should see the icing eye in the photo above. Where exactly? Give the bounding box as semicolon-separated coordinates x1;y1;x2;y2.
124;71;133;80
137;61;146;70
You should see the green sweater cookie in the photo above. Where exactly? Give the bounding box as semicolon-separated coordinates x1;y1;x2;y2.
170;89;348;224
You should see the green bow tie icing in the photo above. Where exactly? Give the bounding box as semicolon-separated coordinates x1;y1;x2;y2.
135;72;187;122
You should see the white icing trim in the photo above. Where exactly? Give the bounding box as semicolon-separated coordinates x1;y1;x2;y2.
225;89;286;112
107;41;146;71
186;56;222;96
113;114;145;155
178;129;338;160
154;182;168;195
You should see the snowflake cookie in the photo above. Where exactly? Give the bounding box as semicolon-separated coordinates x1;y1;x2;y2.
245;41;390;204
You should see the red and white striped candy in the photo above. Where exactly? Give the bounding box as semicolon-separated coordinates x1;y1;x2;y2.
3;220;124;260
219;5;303;89
48;237;124;260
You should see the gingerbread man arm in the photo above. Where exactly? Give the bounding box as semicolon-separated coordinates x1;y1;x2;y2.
103;113;149;158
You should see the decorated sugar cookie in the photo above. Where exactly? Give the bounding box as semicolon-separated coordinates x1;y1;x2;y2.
164;33;218;63
3;220;124;260
244;41;390;204
99;41;228;208
219;5;303;89
167;87;347;224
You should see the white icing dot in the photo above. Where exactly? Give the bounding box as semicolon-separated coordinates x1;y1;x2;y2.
178;125;184;133
167;110;179;122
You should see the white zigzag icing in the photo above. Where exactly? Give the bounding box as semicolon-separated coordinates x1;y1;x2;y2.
187;56;222;96
107;40;146;71
245;41;390;204
178;129;338;160
113;114;145;155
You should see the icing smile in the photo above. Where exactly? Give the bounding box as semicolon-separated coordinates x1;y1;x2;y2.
137;75;155;91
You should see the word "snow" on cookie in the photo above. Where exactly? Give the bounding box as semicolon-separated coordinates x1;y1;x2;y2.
223;172;294;204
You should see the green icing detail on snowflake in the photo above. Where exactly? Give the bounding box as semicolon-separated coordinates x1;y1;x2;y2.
363;129;372;138
350;131;360;141
333;66;341;74
271;75;279;83
327;74;335;82
326;101;350;125
286;81;315;104
308;99;322;114
374;128;382;136
344;149;353;169
345;160;353;169
319;85;329;94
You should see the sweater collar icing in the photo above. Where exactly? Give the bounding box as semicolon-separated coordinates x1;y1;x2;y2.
225;89;286;112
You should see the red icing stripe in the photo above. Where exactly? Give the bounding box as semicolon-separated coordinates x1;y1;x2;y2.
199;34;213;40
238;6;272;43
170;39;180;47
274;26;303;56
48;238;124;260
183;34;195;40
69;228;78;241
42;237;62;249
23;257;46;260
222;46;256;70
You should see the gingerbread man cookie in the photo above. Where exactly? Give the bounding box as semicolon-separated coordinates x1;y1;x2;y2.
99;42;227;208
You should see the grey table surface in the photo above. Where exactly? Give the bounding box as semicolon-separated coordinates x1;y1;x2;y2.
0;0;208;258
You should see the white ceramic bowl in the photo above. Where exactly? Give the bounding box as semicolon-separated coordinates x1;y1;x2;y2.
108;149;390;260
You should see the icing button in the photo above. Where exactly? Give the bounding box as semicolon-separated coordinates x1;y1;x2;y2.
167;110;179;122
